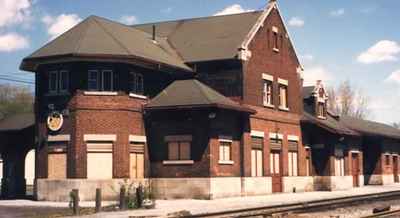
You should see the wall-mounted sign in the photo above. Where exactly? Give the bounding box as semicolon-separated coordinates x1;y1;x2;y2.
47;111;63;132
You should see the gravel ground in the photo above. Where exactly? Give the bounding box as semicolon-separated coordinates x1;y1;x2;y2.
297;199;400;218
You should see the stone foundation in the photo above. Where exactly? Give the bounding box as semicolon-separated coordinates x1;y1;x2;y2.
283;176;313;193
36;179;148;201
241;177;272;196
151;178;210;199
382;174;395;185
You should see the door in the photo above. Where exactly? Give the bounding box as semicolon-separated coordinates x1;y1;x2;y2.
393;156;399;183
130;152;144;179
270;151;282;193
352;153;360;187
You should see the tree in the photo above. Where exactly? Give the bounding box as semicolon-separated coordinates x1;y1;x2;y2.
327;80;370;119
0;84;34;119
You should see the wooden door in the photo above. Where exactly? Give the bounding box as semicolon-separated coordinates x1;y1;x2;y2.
393;156;399;183
352;153;360;187
130;152;144;179
270;151;282;193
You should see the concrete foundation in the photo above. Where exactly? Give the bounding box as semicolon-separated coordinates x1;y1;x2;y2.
241;177;272;196
313;176;353;191
36;179;148;201
283;176;313;193
382;174;395;185
151;178;210;200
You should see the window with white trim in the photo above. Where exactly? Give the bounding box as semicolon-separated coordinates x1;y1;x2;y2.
129;72;144;95
334;149;345;176
48;71;69;94
219;141;231;161
251;136;263;177
288;151;298;176
263;80;273;106
88;70;114;91
279;84;288;109
168;141;191;160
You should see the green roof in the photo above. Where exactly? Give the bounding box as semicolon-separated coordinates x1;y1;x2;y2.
133;11;263;63
21;16;191;72
146;79;255;113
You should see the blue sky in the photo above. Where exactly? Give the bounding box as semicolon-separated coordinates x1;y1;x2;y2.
0;0;399;124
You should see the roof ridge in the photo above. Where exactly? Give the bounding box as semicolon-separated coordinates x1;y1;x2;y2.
92;16;132;55
132;10;263;28
74;16;92;54
193;80;214;105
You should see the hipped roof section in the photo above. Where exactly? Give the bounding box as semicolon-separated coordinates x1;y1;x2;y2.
145;79;255;114
20;16;192;72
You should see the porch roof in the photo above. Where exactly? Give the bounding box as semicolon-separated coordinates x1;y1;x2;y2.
341;116;400;140
0;113;34;132
145;79;255;114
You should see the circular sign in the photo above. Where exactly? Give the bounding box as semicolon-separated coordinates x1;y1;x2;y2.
47;111;63;132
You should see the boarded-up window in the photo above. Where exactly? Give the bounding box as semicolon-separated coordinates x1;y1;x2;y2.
48;143;67;179
87;143;113;179
219;141;231;161
288;151;298;176
130;142;144;179
270;152;280;175
168;141;191;160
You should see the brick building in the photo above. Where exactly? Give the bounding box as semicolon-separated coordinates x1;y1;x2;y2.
17;0;400;201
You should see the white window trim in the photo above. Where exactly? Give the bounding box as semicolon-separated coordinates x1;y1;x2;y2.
262;73;273;81
47;134;71;142
272;26;279;33
88;70;99;91
287;135;299;141
48;71;58;94
101;70;114;91
218;160;234;165
273;47;280;53
129;93;147;100
251;130;265;138
218;135;233;142
269;133;283;139
350;150;361;154
84;134;117;142
278;78;289;86
59;70;69;93
163;160;194;165
129;135;146;143
84;91;118;96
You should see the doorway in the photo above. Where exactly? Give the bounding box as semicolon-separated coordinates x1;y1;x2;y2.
352;153;360;187
393;156;399;183
270;151;282;193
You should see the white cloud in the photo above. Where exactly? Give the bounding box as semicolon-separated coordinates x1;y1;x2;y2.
42;14;82;40
119;15;138;25
0;32;29;52
385;70;400;85
214;4;253;16
300;54;314;62
0;0;32;28
357;40;400;64
303;66;334;86
288;17;304;27
330;8;345;17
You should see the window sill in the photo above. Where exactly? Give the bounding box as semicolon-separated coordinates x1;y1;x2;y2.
163;160;194;165
317;116;327;120
218;160;234;165
273;48;280;53
45;92;70;97
129;93;147;100
263;103;275;109
278;106;289;111
84;91;118;96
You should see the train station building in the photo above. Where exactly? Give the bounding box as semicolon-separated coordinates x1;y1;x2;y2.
1;0;399;201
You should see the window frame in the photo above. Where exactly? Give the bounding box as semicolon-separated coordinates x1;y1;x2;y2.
278;84;289;110
48;71;58;94
263;79;273;107
129;72;144;95
101;70;114;91
167;141;191;161
59;70;69;93
88;70;99;91
288;151;298;177
219;141;232;162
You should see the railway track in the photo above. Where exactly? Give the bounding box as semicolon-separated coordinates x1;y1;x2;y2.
183;190;400;218
362;208;400;218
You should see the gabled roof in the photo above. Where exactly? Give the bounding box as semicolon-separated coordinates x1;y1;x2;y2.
21;16;192;72
133;11;263;63
341;116;400;140
145;79;255;113
0;113;34;132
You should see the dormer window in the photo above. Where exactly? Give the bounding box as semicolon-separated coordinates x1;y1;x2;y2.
317;102;326;118
313;80;328;119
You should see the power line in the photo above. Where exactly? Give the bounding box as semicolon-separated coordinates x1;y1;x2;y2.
0;77;35;85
